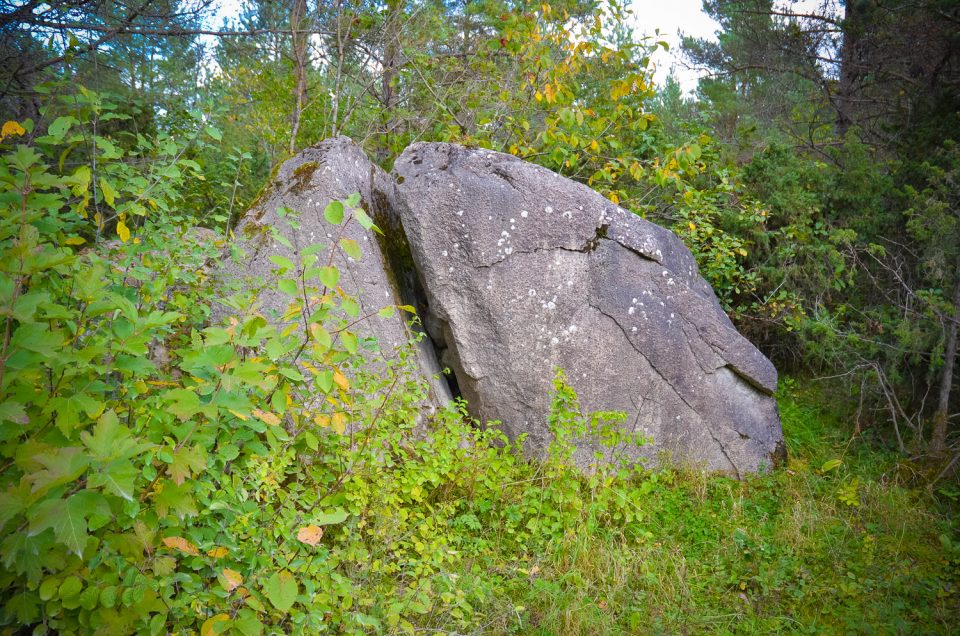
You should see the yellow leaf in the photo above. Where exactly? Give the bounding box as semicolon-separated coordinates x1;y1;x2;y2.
314;413;330;428
252;409;281;426
64;237;86;245
1;120;25;140
207;546;229;558
333;369;349;392
737;248;748;256
609;193;619;204
688;222;696;231
162;536;199;556
201;614;230;636
227;409;249;421
297;525;324;547
116;219;130;243
332;411;346;434
219;568;244;592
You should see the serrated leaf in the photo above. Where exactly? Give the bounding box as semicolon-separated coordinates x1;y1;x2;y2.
98;177;118;207
318;266;339;288
278;278;299;295
48;116;78;141
296;525;324;546
268;255;295;272
331;411;346;434
87;460;137;500
234;609;264;636
324;200;344;225
310;323;331;350
162;536;199;556
252;409;281;426
263;570;298;611
201;613;231;636
341;331;358;354
333;368;349;391
219;568;244;592
354;207;375;230
314;509;349;525
165;388;201;421
340;238;362;260
168;445;207;485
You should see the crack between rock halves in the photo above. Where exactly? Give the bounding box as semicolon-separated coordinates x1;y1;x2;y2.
590;302;741;478
476;223;665;270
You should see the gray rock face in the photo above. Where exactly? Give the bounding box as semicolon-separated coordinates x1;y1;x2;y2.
393;142;783;475
219;137;450;409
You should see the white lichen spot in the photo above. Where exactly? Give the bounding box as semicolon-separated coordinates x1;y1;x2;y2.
505;247;513;255
521;210;529;218
448;266;454;272
547;301;556;310
562;210;573;219
510;218;516;223
631;326;637;332
550;337;559;345
442;250;448;256
528;289;537;297
457;210;464;216
545;205;553;214
568;324;578;333
628;307;635;315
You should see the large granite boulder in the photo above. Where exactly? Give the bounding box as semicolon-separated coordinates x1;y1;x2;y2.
218;137;450;409
393;142;784;475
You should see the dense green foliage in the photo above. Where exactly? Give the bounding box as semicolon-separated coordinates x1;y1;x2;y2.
1;0;959;633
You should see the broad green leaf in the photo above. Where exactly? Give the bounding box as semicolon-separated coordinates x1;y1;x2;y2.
354;207;375;231
263;570;298;612
99;177;118;207
48;116;79;141
87;460;137;500
324;200;344;225
340;238;362;260
278;278;298;295
821;459;843;472
164;388;201;421
344;192;361;207
205;126;223;141
342;331;358;354
317;266;339;288
234;609;264;636
269;255;295;272
314;509;349;526
310;323;331;350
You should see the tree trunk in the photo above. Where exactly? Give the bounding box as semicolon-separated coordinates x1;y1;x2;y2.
835;0;863;136
930;265;960;456
377;0;402;163
289;0;309;155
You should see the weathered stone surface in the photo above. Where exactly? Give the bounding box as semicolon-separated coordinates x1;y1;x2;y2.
217;137;450;409
393;142;783;474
